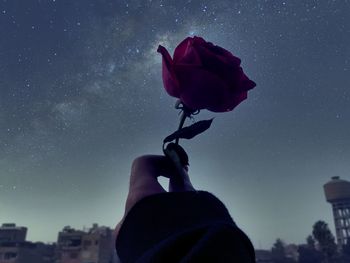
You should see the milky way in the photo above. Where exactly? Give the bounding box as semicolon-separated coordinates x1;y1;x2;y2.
0;0;349;248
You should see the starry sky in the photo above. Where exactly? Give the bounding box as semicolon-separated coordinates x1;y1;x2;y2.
0;0;349;249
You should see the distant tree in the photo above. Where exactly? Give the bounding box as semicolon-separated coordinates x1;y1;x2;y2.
272;239;286;261
312;220;339;263
271;238;296;263
298;235;322;263
306;235;316;248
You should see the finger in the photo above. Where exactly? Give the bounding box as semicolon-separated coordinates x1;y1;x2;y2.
130;155;167;184
130;155;186;181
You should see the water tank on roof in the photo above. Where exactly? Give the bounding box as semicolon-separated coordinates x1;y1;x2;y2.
324;176;350;202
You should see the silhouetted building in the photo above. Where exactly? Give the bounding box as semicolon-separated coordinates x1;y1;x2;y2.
324;176;350;245
56;224;116;263
57;226;85;263
0;224;55;263
0;242;56;263
0;224;27;243
0;223;116;263
255;249;273;262
81;224;115;263
35;242;57;263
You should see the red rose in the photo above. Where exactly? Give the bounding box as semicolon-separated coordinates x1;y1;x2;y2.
157;36;256;112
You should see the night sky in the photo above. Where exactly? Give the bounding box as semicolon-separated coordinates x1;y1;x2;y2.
0;0;349;249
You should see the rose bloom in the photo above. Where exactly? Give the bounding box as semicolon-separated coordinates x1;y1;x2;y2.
157;36;256;112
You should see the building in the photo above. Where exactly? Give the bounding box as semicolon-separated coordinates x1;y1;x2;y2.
0;224;55;263
0;242;55;263
57;226;85;263
0;224;27;243
0;223;116;263
255;249;273;263
56;224;116;263
324;176;350;245
81;224;115;263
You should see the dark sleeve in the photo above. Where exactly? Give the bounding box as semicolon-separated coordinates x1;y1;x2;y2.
115;191;255;263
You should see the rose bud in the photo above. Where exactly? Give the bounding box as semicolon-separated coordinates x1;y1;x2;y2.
157;36;256;112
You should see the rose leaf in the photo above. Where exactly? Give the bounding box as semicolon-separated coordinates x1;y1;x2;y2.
163;118;214;143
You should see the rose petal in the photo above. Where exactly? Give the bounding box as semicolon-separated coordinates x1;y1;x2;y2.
178;46;202;65
157;45;181;97
173;38;202;65
224;67;256;94
192;36;241;66
231;69;256;92
204;42;242;66
195;44;241;72
174;64;233;112
240;74;256;91
208;91;248;112
194;45;246;93
192;36;207;45
159;36;256;113
207;43;241;66
173;37;192;63
245;79;256;90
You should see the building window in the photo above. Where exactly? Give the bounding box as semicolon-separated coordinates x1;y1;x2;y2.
338;209;343;217
4;252;17;259
343;229;347;237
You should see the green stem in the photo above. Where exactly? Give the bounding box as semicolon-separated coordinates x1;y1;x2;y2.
175;111;187;145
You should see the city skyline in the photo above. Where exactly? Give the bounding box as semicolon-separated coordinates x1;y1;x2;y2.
2;176;343;247
0;222;117;263
1;0;349;249
0;220;345;262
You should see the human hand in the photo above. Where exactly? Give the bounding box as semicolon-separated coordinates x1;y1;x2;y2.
114;154;194;240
